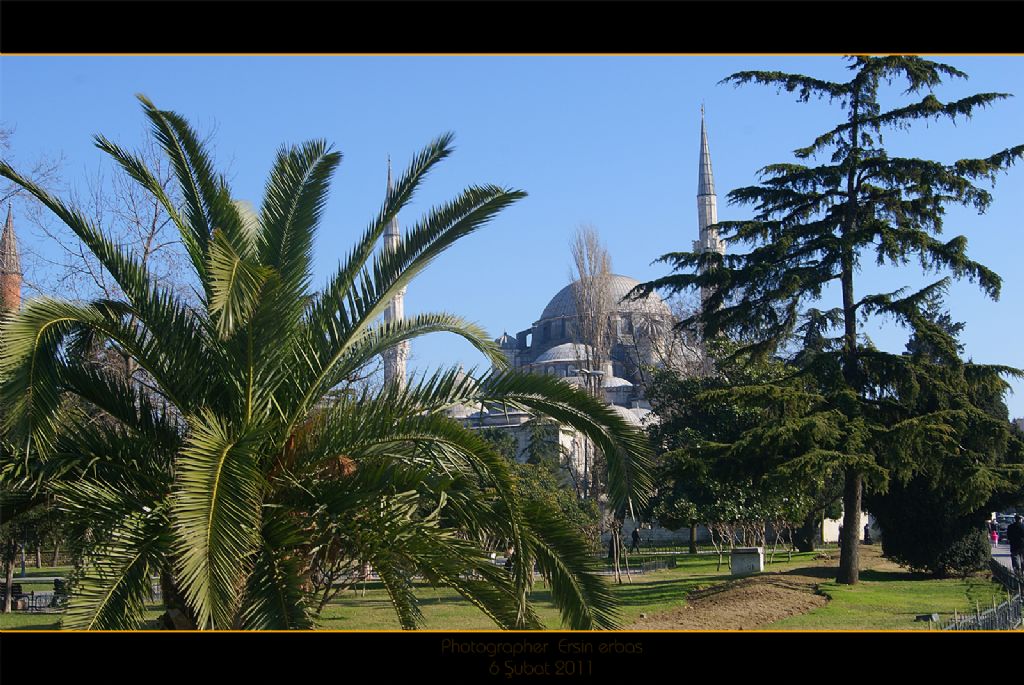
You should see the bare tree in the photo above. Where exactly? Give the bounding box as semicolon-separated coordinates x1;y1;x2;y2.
647;295;706;378
0;125;64;209
22;133;195;307
568;225;634;584
568;224;613;499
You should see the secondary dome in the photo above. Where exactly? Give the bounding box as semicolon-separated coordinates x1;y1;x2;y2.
532;342;593;365
537;274;672;323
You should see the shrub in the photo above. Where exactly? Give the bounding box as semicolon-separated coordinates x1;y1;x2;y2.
869;477;990;578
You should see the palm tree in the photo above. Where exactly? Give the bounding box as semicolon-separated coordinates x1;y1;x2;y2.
0;96;651;630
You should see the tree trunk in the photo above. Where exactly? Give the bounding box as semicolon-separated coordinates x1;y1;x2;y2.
793;513;818;553
612;526;622;584
50;543;60;567
837;95;862;585
3;560;13;613
837;470;862;585
158;569;199;630
35;545;42;569
689;524;698;554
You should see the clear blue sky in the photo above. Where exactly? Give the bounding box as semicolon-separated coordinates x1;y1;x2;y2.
3;56;1023;418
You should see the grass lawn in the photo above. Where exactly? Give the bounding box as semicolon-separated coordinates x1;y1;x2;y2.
1;552;1011;631
0;606;166;631
768;568;1011;630
316;551;824;630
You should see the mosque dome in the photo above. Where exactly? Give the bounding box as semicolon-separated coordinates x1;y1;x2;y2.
495;331;517;348
537;274;672;323
602;375;633;389
532;342;593;365
609;404;653;427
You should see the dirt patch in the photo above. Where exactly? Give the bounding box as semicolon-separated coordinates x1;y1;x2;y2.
631;575;828;630
628;546;895;630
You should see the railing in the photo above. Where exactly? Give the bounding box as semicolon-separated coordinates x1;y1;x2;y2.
940;560;1022;631
594;556;677;575
7;590;66;613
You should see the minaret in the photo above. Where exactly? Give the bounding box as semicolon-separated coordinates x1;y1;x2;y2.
1;205;22;313
693;106;725;305
382;158;409;390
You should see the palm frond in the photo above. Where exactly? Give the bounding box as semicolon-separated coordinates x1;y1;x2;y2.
523;500;619;630
308;133;455;331
172;411;266;629
207;228;273;340
294;183;525;429
477;370;653;513
259;140;342;293
60;493;168;631
237;509;312;630
92;134;202;277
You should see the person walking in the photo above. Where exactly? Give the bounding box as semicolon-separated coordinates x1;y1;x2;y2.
630;528;642;554
1007;514;1024;578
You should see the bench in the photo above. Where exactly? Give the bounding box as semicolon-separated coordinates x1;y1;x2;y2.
1;583;25;601
2;583;27;609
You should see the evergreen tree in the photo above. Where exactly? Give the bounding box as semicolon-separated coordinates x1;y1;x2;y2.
633;57;1024;584
645;340;840;553
867;298;1024;576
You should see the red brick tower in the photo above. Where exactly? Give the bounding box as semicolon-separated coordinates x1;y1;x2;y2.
1;205;22;313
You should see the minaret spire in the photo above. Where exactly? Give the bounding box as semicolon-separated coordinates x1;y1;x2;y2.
694;107;724;305
1;204;23;313
382;157;409;390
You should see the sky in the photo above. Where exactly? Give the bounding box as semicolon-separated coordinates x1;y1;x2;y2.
2;56;1023;418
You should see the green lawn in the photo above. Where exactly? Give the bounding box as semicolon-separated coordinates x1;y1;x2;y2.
1;553;1011;631
1;555;740;631
768;568;1010;630
0;612;63;630
316;551;824;630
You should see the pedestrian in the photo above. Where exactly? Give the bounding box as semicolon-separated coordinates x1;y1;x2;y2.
630;528;642;554
504;546;515;573
1006;514;1024;578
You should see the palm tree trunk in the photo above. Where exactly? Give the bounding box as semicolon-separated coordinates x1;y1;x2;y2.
159;570;199;630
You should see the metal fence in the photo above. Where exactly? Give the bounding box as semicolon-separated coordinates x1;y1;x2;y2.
940;560;1022;631
6;590;66;613
592;556;678;576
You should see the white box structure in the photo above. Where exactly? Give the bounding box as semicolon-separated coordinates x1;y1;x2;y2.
731;547;764;575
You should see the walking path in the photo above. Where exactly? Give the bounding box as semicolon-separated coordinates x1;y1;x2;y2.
13;576;62;584
992;542;1014;573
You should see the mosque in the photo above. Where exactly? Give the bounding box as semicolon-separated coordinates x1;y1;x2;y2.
490;109;725;416
379;111;725;494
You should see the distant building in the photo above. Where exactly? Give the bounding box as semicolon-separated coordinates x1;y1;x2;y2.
455;112;721;495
